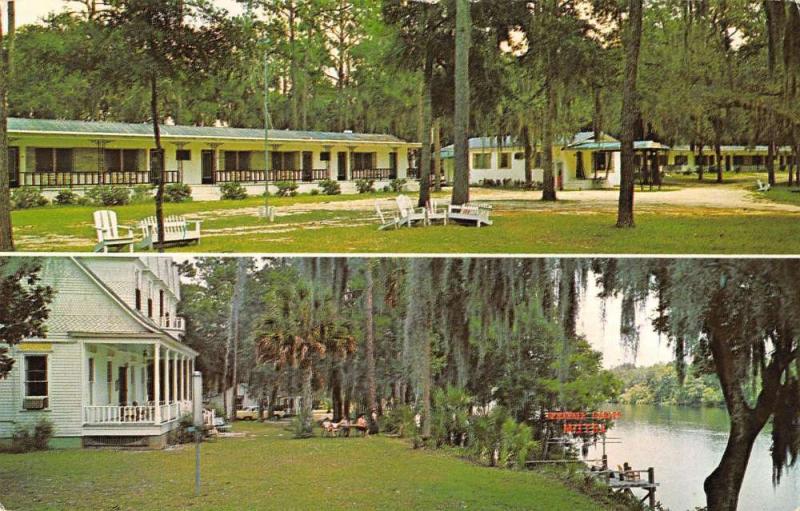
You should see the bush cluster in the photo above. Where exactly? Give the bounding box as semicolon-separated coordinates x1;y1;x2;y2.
164;183;192;203
130;184;155;204
220;182;248;200
86;185;130;206
355;179;375;194
8;418;54;453
389;178;407;193
318;179;341;195
275;181;299;197
11;187;49;209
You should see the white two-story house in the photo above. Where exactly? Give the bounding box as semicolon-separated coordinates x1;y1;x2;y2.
0;256;197;449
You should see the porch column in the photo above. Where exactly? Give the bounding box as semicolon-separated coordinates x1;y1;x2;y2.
172;350;178;405
178;354;184;402
348;146;355;181
323;145;333;180
165;348;171;404
190;358;195;400
154;343;161;422
183;355;188;400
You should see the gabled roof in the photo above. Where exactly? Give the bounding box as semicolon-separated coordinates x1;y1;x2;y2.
8;118;414;145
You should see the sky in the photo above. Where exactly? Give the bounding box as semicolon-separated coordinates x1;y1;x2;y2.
11;0;245;27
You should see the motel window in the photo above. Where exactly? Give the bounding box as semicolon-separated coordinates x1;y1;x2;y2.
25;356;48;397
752;156;764;166
353;152;376;171
733;156;744;166
105;149;140;172
673;155;688;166
499;153;511;169
149;149;165;172
514;152;524;160
176;149;191;161
320;152;331;161
472;153;491;169
35;148;73;172
534;153;543;168
271;152;298;171
658;155;667;167
224;151;251;171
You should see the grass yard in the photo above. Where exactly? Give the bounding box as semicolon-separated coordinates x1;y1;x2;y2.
0;422;610;511
10;184;800;254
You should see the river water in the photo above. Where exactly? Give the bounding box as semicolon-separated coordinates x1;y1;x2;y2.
582;404;800;511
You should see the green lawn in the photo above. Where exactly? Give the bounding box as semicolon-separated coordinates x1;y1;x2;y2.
0;422;609;511
11;185;800;254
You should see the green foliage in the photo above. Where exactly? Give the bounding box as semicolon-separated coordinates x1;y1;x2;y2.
389;179;407;193
172;414;195;444
355;179;375;194
54;189;79;206
8;418;54;453
290;409;314;438
86;186;130;206
310;188;320;196
318;179;341;195
130;184;155;204
431;386;472;447
466;406;537;470
164;183;192;203
11;187;49;209
220;182;248;200
613;363;724;407
275;181;299;197
380;405;417;438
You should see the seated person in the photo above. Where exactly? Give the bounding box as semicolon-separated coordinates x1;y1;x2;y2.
355;414;368;436
321;417;336;435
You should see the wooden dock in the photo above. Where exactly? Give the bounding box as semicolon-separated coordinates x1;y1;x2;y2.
590;467;659;508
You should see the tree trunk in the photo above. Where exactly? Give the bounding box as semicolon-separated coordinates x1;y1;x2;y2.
288;1;299;130
713;117;724;183
522;125;533;187
432;117;442;192
0;1;14;252
616;0;643;228
541;68;557;201
149;73;166;253
421;332;432;441
223;258;247;420
697;143;705;181
418;47;433;208
331;365;343;422
451;0;471;206
365;261;377;415
301;363;313;433
767;138;776;186
704;422;761;511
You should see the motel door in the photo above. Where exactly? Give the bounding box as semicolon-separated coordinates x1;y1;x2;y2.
389;152;398;179
337;152;347;181
201;150;215;184
302;151;313;182
8;147;19;188
118;366;128;405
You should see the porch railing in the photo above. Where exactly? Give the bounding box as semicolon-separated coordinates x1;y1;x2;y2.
159;315;185;332
213;169;329;184
19;170;182;188
160;402;181;423
351;168;396;180
84;405;156;424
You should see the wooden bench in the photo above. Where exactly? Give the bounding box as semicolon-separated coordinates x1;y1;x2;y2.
138;215;202;249
447;202;493;227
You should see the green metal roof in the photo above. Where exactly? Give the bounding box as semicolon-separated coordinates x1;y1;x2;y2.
568;140;671;151
8;118;414;145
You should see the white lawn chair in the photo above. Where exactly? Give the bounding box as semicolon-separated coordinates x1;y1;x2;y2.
93;210;135;253
447;202;493;227
376;202;400;230
426;199;448;225
395;194;428;227
139;215;201;249
756;179;771;192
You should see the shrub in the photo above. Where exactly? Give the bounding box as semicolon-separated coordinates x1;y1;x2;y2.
86;185;130;206
310;188;320;196
54;189;79;206
11;187;49;209
381;405;418;439
355;179;375;194
289;409;314;438
431;386;472;448
164;183;192;203
220;182;248;200
130;184;155;204
390;178;407;193
9;418;53;453
275;181;299;197
173;414;195;444
318;179;341;195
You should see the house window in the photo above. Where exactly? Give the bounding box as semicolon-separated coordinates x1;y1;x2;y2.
352;153;376;171
514;152;524;160
135;288;141;311
499;153;511;169
534;153;543;168
224;151;251;171
472;153;491;169
320;152;331;161
105;149;140;172
35;148;73;172
149;149;165;172
159;290;164;318
147;298;153;318
25;355;48;397
674;155;688;166
271;152;298;171
88;358;95;405
176;149;191;161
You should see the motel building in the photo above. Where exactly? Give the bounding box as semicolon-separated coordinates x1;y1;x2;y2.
0;257;197;449
441;133;793;189
5;118;420;198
